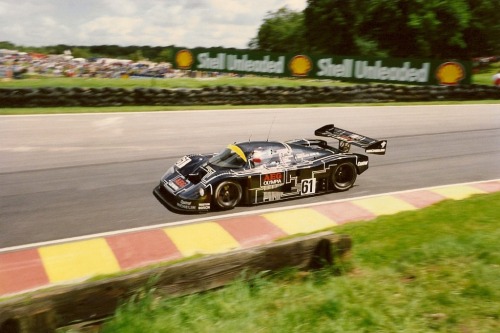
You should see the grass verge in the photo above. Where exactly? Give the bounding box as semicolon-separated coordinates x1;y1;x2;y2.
96;192;499;333
0;76;354;89
1;100;499;116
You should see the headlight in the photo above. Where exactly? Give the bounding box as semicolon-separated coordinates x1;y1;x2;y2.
198;188;205;197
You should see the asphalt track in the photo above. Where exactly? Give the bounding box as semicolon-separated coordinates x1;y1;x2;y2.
1;104;499;249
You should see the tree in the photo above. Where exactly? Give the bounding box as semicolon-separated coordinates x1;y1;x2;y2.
0;41;16;50
251;0;499;59
304;0;500;59
129;49;144;62
358;0;421;58
71;47;91;59
411;0;471;58
462;0;500;57
248;6;306;53
303;0;363;55
156;48;174;63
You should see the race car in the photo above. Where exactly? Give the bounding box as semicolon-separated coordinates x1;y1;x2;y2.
153;124;387;213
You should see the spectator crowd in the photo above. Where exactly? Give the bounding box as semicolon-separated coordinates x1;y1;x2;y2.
0;48;179;80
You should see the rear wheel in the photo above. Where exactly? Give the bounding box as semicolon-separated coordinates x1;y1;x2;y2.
331;162;357;191
213;181;242;210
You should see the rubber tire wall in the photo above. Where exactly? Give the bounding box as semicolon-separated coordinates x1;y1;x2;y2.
0;84;499;108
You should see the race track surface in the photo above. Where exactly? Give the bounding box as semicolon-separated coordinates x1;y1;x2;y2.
1;104;499;248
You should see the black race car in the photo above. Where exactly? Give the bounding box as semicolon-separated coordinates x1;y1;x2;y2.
153;124;387;213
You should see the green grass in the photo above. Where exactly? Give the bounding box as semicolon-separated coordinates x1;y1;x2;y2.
1;100;499;116
472;61;500;85
97;192;500;333
0;76;353;89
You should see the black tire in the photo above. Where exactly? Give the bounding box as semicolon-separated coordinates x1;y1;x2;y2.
213;180;242;210
331;162;357;191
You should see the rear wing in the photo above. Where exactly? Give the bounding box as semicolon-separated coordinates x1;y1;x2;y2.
314;124;387;155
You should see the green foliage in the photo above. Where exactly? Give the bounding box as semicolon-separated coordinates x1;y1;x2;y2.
249;0;500;59
70;47;91;59
473;61;500;84
0;41;16;49
129;49;144;62
304;0;363;55
249;6;306;53
99;193;500;333
2;42;176;62
156;48;174;63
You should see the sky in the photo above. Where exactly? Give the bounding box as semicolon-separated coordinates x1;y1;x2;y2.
0;0;307;49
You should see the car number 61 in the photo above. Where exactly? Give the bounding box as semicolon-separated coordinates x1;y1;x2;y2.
301;178;316;195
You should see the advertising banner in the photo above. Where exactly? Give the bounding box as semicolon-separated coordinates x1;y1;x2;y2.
173;47;471;86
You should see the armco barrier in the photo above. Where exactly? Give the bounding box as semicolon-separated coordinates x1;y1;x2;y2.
0;84;499;108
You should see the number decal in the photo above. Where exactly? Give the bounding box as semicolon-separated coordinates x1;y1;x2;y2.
301;178;316;195
175;156;191;168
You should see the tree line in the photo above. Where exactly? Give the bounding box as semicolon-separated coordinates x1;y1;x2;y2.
250;0;500;59
0;41;176;63
2;0;499;62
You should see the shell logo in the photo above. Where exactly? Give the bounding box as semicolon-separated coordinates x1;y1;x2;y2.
175;49;194;70
435;61;465;85
289;55;313;77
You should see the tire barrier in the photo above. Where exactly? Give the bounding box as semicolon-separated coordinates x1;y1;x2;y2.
0;84;499;108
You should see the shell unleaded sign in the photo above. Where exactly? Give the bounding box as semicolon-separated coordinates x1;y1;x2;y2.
173;47;471;86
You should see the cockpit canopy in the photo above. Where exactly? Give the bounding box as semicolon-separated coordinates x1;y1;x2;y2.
208;140;330;169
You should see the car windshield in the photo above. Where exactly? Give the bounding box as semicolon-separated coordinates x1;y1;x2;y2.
208;145;247;169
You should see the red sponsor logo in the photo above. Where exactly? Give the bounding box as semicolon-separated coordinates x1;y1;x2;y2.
174;177;188;188
262;173;283;186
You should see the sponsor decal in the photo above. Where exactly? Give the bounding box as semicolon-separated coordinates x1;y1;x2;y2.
357;161;369;166
366;149;385;153
197;52;285;74
198;203;211;210
173;47;470;85
175;156;192;168
227;54;285;74
289;55;313;77
317;59;430;83
166;180;178;191
295;152;320;160
355;61;429;82
261;172;284;186
435;61;465;85
176;49;194;70
177;202;197;210
263;191;283;202
317;58;354;78
173;177;188;188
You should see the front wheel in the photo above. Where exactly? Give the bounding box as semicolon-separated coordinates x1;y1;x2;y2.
331;162;357;191
213;180;242;210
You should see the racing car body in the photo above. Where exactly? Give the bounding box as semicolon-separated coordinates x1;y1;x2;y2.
153;124;387;213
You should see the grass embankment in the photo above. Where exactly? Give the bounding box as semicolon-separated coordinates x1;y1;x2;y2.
97;193;499;333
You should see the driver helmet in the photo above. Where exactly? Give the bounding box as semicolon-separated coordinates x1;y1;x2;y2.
250;148;266;167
